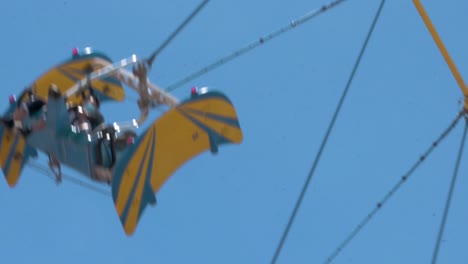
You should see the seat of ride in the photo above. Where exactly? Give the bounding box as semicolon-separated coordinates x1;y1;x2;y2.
67;103;104;132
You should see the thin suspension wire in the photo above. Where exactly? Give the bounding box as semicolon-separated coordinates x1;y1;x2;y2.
165;0;347;92
324;111;464;264
147;0;210;67
27;160;111;197
432;118;468;264
270;1;386;263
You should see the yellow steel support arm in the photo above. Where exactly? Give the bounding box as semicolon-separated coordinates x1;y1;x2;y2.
413;0;468;110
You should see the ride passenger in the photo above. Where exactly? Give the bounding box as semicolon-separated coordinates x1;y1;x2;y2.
82;94;104;130
0;93;46;136
69;93;105;132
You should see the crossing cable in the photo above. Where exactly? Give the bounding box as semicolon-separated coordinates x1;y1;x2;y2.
270;1;386;263
432;117;468;264
165;0;347;92
27;160;111;197
323;110;465;264
146;0;210;67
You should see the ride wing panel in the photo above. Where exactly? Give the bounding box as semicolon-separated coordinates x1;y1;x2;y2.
0;126;35;187
31;55;125;104
111;91;243;235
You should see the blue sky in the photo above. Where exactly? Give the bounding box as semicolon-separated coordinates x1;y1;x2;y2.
1;0;468;263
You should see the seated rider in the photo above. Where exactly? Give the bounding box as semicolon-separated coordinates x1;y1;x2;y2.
0;89;46;136
83;94;104;130
69;92;105;132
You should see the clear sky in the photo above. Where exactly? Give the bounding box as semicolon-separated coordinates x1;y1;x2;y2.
1;0;467;263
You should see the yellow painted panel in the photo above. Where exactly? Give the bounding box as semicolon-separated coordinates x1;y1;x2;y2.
181;97;239;118
6;136;25;187
184;111;243;143
124;131;154;234
115;128;153;216
0;130;15;167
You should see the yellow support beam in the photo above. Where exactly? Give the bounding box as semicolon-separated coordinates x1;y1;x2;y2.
413;0;468;109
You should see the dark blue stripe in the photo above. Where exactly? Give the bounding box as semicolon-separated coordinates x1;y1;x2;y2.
57;67;80;82
100;76;123;86
67;67;87;77
112;127;152;201
4;135;20;178
139;127;157;218
178;109;231;146
67;64;122;87
183;108;240;128
179;91;234;106
120;129;153;226
0;125;5;144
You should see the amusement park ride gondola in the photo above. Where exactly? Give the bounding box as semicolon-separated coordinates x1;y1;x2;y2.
1;3;464;258
0;0;243;236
